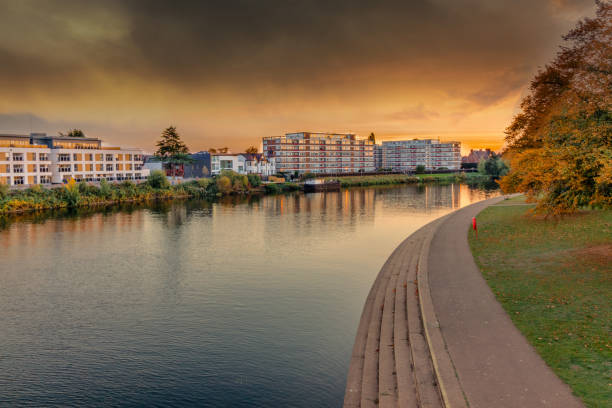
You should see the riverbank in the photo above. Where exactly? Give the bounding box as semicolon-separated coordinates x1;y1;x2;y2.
0;171;495;215
468;196;611;407
325;172;491;187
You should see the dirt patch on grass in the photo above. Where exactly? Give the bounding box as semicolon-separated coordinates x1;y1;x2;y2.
570;244;612;266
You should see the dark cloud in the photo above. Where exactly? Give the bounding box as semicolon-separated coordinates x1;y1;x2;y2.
0;0;599;151
0;0;596;91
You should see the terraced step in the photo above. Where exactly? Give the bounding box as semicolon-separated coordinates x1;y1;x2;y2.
344;220;449;408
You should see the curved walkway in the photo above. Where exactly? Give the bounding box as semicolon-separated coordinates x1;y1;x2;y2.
343;196;583;407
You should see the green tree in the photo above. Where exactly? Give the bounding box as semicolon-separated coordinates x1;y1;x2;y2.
415;165;425;174
60;129;85;137
245;146;258;154
147;169;170;189
478;154;509;178
368;132;375;143
154;126;192;178
208;148;217;154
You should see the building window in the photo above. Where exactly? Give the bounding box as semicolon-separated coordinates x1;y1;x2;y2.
12;165;24;173
106;154;113;161
58;154;70;162
12;153;24;161
13;176;24;185
39;153;49;161
39;166;50;173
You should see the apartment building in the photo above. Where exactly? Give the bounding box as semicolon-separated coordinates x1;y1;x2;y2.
262;132;375;174
382;139;461;171
0;133;149;186
374;144;383;170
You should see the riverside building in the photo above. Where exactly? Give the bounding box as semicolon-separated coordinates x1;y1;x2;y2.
262;132;375;174
0;133;149;186
382;139;461;171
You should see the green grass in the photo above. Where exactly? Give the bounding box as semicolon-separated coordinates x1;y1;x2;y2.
469;198;611;407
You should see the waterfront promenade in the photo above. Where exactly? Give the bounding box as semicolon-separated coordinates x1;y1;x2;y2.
343;196;583;407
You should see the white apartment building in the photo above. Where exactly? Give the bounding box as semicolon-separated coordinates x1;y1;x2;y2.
262;132;375;174
0;133;149;186
382;139;461;171
211;153;276;176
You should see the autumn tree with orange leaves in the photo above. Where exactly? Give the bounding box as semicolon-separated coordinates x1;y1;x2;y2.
500;1;611;214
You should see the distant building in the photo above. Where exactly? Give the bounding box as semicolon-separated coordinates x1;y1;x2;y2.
241;153;275;177
382;139;461;171
462;149;493;164
1;133;149;186
211;153;275;176
262;132;375;174
374;144;383;170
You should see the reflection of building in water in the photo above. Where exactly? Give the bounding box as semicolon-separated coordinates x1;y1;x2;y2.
375;183;461;211
0;210;148;253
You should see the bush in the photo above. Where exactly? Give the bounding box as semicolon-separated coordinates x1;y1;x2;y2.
99;179;112;198
415;165;426;174
63;179;81;207
300;172;316;181
197;178;213;188
216;176;232;194
264;183;281;194
0;182;9;199
148;170;170;189
247;174;261;187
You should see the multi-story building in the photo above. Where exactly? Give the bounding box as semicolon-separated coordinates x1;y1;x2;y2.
0;133;149;186
262;132;375;174
382;139;461;171
374;144;383;170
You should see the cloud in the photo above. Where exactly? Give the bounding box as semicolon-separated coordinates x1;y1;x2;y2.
386;104;439;121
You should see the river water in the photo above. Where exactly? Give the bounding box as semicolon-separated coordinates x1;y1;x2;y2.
0;184;496;407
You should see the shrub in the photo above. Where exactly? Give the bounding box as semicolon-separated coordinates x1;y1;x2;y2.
78;181;89;194
0;182;9;199
197;178;213;188
216;176;232;194
415;165;426;174
247;174;261;187
148;170;170;189
300;172;316;181
99;179;112;198
264;183;281;194
63;179;81;207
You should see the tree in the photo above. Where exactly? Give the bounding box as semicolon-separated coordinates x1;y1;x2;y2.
415;165;425;174
368;132;375;143
218;147;230;154
245;146;258;154
154;126;192;178
208;148;217;154
478;154;509;178
60;129;85;137
499;2;612;214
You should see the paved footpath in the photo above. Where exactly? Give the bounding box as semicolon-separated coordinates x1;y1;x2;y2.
428;197;583;407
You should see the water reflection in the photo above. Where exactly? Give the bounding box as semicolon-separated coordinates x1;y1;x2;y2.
0;184;497;407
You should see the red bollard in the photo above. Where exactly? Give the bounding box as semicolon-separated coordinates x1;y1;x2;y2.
472;217;478;238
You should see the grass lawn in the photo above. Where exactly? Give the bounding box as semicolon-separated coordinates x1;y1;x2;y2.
469;198;611;407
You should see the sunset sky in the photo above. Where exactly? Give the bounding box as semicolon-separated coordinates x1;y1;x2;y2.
0;0;598;154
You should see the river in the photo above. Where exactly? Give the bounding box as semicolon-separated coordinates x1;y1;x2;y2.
0;184;497;407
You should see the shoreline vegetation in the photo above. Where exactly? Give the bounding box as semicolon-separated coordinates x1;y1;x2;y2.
0;171;496;215
469;196;611;407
